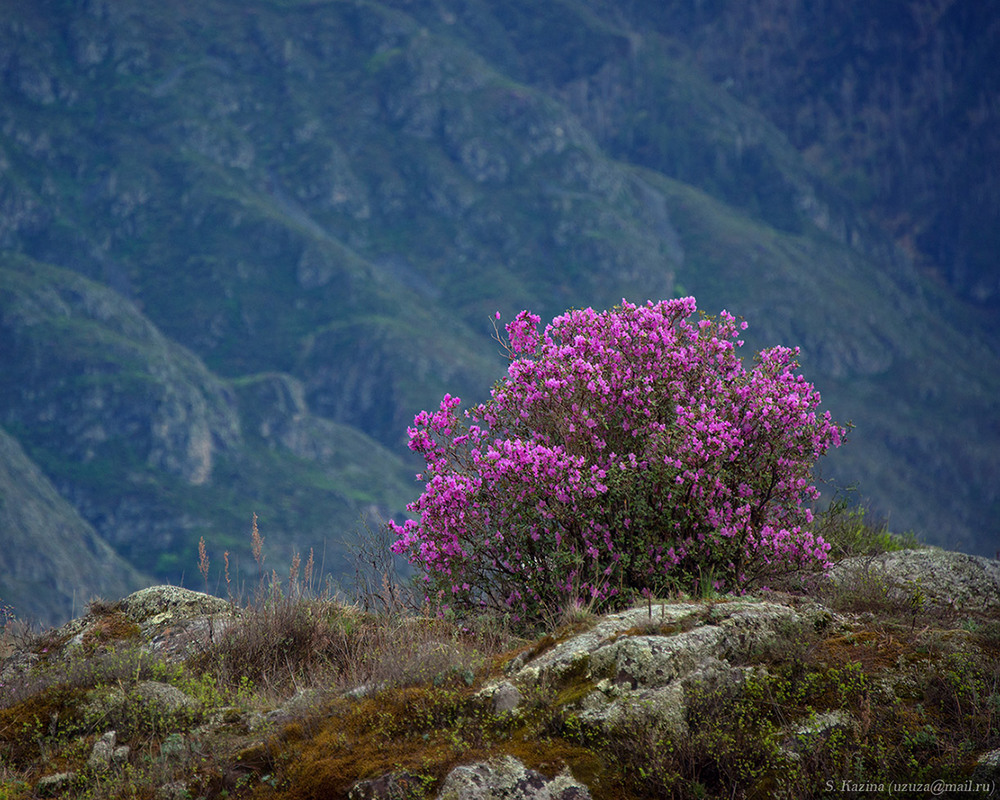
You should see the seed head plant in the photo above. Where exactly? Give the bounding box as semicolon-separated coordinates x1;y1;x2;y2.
390;298;846;623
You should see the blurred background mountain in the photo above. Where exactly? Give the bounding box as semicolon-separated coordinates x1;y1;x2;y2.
1;0;997;625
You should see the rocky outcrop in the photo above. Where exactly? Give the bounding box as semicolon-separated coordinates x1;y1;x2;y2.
0;585;233;688
346;759;592;800
480;547;1000;751
827;549;1000;616
483;599;817;740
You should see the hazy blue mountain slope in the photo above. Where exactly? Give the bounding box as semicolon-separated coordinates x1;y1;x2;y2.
1;0;679;429
0;425;151;627
646;173;1000;554
0;0;997;622
574;0;999;329
0;254;417;594
407;0;999;352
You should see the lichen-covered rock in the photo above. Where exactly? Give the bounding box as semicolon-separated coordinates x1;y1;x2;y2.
499;599;826;739
87;730;118;770
974;748;1000;780
156;781;193;800
436;756;591;800
486;681;523;714
51;586;237;664
117;586;236;662
119;585;232;624
1;586;236;688
781;710;854;760
827;549;1000;615
36;771;77;798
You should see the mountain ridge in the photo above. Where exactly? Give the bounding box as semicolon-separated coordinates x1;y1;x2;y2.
0;0;997;624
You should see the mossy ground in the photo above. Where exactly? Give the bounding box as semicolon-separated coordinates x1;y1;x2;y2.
3;594;999;800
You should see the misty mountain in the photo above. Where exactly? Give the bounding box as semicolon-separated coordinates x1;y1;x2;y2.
1;0;997;623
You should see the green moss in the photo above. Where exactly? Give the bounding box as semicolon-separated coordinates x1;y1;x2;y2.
0;687;89;768
257;685;490;798
549;658;600;709
614;611;703;640
503;738;609;795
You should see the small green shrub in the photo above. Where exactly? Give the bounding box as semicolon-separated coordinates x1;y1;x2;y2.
813;494;921;559
819;558;930;629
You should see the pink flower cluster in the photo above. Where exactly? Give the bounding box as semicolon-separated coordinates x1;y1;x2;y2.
390;299;846;621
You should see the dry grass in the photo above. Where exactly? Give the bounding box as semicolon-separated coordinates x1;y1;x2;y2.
184;514;519;703
0;618;19;668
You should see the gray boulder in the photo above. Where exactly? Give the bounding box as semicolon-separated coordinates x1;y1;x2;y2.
87;730;118;771
118;585;232;623
497;599;829;739
436;756;591;800
826;549;1000;615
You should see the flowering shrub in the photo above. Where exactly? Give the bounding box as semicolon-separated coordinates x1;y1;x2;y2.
390;298;846;622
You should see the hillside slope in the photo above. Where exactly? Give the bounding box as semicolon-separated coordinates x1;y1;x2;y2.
0;0;996;621
0;426;149;626
0;254;417;605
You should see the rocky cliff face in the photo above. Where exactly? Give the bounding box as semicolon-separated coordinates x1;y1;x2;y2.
2;549;999;799
1;256;242;488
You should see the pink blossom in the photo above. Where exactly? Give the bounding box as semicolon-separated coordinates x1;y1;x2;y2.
389;299;846;623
